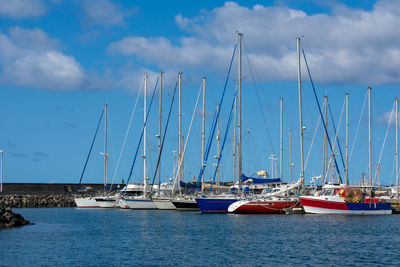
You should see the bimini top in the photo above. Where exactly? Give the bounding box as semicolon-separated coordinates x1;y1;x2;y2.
241;174;281;184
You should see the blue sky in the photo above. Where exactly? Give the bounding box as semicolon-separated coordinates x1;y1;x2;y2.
0;0;399;186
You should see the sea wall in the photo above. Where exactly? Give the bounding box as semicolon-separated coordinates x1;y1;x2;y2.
0;183;124;208
0;194;77;208
1;183;106;195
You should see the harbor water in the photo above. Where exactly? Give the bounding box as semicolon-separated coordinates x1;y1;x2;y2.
1;208;400;266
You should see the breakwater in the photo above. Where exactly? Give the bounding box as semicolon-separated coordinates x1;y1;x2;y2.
0;183;124;208
1;194;77;208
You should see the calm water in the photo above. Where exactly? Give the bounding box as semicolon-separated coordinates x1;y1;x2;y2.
1;208;400;266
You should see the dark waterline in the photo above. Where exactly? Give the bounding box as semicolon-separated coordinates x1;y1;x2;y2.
1;208;399;266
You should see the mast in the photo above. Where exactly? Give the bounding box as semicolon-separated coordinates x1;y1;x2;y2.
345;93;349;185
396;97;399;198
368;87;372;185
280;97;283;182
323;96;328;184
233;95;237;184
297;37;305;182
144;74;147;193
158;72;163;196
178;72;182;187
104;104;108;188
375;163;381;186
238;32;243;189
289;129;293;183
201;77;206;191
217;104;220;189
173;150;177;181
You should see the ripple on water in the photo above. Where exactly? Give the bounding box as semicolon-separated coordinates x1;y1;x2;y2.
1;209;399;266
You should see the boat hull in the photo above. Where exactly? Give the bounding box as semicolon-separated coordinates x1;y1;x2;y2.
124;198;157;210
152;199;176;210
229;199;300;214
95;198;118;208
299;196;392;215
74;197;100;208
172;199;199;211
196;198;238;213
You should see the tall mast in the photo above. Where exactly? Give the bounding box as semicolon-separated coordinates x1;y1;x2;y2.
104;103;108;188
323;96;328;184
238;32;243;189
217;104;220;188
345;93;349;185
368;87;372;185
233;95;237;184
289;129;293;183
158;72;163;196
297;37;305;182
280;97;283;182
178;72;182;186
396;97;399;198
201;77;206;191
144;74;147;193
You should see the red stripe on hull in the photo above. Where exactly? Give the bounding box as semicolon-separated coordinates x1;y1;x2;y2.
234;201;299;214
299;197;348;210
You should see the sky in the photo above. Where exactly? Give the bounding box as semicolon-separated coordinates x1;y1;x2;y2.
0;0;399;186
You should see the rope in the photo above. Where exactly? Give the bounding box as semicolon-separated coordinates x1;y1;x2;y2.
328;102;346;171
109;78;144;192
373;101;395;184
149;79;179;194
243;40;276;152
123;76;159;192
76;107;105;192
350;91;368;161
323;98;345;183
209;90;237;192
172;80;203;193
197;40;237;187
305;105;322;170
301;45;342;183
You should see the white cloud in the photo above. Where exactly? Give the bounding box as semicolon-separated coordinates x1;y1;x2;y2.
117;68;179;95
108;0;400;85
80;0;132;26
8;26;60;50
377;109;399;127
0;27;86;90
0;0;45;18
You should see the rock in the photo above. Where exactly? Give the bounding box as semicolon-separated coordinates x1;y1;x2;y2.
0;208;32;228
3;212;13;223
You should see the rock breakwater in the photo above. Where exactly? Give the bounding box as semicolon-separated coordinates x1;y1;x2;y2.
0;194;77;208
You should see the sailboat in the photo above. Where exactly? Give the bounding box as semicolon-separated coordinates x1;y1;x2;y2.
119;74;157;210
151;72;178;210
168;72;200;211
196;32;244;213
75;104;107;208
228;42;306;214
228;180;302;214
299;87;391;214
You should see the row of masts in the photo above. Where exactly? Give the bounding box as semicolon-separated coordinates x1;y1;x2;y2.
98;35;399;195
102;33;243;193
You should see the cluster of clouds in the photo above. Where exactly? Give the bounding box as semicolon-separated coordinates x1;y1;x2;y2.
109;1;400;85
0;27;86;90
0;0;133;90
1;0;400;91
